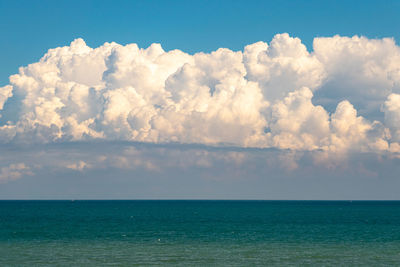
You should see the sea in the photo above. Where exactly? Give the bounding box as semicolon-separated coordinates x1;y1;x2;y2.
1;200;400;266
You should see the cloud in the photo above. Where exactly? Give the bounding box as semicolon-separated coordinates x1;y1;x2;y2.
1;34;400;156
0;85;12;110
0;142;397;186
66;160;90;171
266;87;330;150
383;93;400;142
0;163;33;183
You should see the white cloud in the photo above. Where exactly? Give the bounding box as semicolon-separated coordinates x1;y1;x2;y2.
66;160;90;171
267;87;330;150
0;85;12;110
383;93;400;142
313;35;400;116
244;33;326;101
1;34;400;155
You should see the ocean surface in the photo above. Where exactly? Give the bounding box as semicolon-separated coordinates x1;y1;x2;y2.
1;200;400;266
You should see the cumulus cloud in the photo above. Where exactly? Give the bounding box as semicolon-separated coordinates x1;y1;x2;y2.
1;33;400;156
383;94;400;142
313;35;400;116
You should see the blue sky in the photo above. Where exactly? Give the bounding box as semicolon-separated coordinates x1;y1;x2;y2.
1;0;399;85
1;0;400;199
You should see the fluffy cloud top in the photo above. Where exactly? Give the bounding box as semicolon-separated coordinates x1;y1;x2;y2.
1;34;400;154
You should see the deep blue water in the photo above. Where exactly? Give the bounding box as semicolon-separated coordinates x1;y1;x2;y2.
1;200;400;266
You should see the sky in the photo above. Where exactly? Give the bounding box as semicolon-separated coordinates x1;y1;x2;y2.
1;0;400;199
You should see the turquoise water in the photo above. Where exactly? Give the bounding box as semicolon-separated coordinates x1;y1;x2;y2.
1;201;400;266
